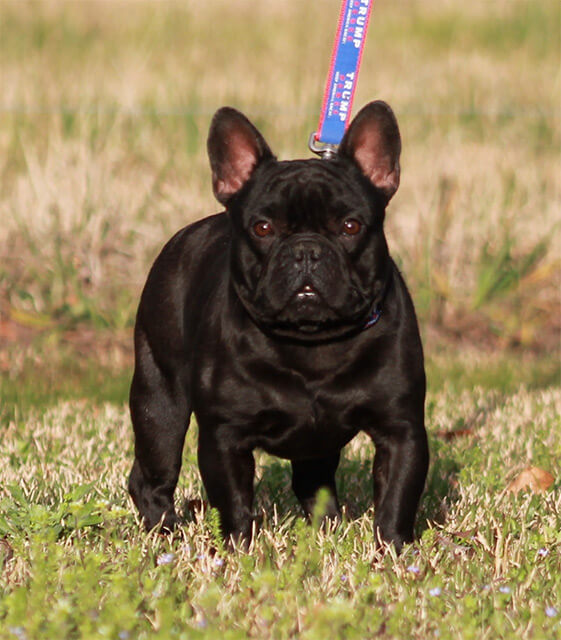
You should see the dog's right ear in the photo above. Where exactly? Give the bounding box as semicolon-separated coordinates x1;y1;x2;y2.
207;107;275;206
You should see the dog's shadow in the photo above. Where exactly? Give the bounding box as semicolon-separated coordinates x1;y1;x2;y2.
252;455;377;524
242;438;460;535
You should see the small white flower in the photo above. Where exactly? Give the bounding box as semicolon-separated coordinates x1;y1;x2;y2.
538;548;549;558
499;586;511;594
407;565;420;574
156;552;175;566
545;606;558;618
429;587;441;597
213;556;224;567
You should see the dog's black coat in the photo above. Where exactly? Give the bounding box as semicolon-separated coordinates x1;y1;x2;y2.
129;101;429;551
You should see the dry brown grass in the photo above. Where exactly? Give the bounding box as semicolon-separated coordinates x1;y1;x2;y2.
0;0;559;348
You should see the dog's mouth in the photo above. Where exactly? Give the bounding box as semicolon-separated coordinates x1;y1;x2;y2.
283;280;343;319
233;250;377;342
234;279;373;343
294;283;322;305
295;283;318;300
257;282;372;342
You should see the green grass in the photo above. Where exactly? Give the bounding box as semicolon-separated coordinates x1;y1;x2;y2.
0;362;131;411
394;1;560;59
0;385;559;638
425;351;560;395
1;346;558;414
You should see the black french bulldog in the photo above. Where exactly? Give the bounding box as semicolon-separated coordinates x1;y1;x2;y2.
128;101;429;552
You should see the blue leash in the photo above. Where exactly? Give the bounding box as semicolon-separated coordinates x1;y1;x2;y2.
310;0;375;158
310;0;383;329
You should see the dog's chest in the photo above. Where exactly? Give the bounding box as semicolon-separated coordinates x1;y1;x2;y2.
192;346;370;459
252;383;359;458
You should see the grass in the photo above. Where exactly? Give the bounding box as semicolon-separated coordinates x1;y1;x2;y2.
0;339;559;412
0;0;560;637
0;387;559;638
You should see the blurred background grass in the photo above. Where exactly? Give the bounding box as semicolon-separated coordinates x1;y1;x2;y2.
0;0;559;399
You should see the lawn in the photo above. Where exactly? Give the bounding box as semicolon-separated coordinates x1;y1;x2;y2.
0;1;559;638
0;386;559;638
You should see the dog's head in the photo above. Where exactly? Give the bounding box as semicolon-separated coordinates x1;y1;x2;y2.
207;101;401;342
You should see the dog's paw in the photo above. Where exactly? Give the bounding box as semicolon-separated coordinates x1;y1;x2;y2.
374;523;414;555
143;510;180;534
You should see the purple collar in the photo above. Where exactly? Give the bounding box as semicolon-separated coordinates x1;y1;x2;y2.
363;305;382;330
363;273;392;330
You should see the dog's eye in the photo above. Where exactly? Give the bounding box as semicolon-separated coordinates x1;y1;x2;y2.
253;221;274;238
342;219;362;236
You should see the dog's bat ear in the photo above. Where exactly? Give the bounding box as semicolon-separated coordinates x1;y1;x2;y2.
339;101;401;202
207;107;275;205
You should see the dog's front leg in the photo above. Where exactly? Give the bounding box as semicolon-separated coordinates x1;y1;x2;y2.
368;423;429;553
198;429;255;546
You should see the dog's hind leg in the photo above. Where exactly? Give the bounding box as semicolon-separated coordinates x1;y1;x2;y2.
291;453;341;520
128;328;190;532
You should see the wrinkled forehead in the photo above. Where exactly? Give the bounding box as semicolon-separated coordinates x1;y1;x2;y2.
243;159;369;231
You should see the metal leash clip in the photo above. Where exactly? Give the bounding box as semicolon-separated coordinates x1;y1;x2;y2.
308;132;338;160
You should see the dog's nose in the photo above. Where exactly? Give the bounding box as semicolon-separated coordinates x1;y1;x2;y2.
293;239;322;264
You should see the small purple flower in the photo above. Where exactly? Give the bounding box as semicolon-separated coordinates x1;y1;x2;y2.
499;586;511;594
213;556;224;567
538;548;549;558
429;587;441;597
545;607;558;618
118;632;130;640
340;574;348;582
156;552;175;566
407;565;420;574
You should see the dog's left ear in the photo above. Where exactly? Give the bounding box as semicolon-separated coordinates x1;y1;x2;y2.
207;107;275;205
339;101;401;202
